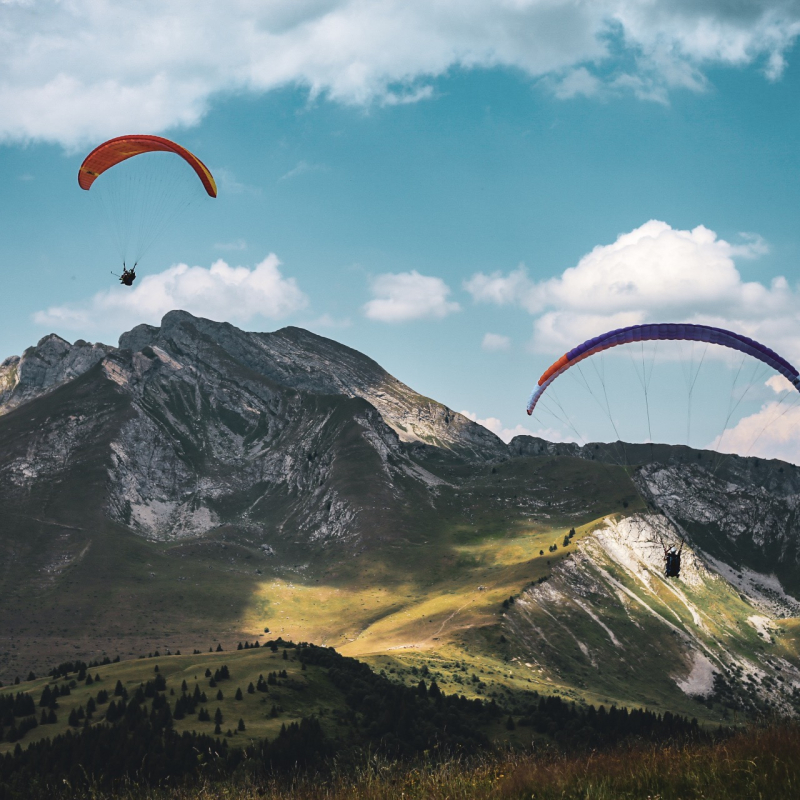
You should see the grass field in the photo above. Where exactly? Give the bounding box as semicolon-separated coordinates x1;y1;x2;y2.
18;723;800;800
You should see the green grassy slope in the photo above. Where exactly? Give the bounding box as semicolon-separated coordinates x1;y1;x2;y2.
1;647;335;755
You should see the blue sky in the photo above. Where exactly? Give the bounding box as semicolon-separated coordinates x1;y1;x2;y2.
3;1;800;460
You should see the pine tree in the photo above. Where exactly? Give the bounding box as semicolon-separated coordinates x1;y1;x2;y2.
238;718;245;731
235;687;243;700
216;689;223;701
39;686;52;708
247;682;255;694
214;708;223;725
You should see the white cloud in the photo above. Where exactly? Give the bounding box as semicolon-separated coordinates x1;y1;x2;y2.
214;238;247;251
3;2;800;147
465;267;531;307
212;168;259;196
482;332;511;352
278;161;328;181
710;402;800;465
766;375;793;394
304;313;352;330
550;67;603;99
33;254;307;332
460;410;536;444
466;219;800;365
363;270;459;323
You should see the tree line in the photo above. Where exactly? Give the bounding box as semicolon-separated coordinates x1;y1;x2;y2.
0;640;704;799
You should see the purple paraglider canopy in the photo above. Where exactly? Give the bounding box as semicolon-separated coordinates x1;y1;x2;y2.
527;323;800;416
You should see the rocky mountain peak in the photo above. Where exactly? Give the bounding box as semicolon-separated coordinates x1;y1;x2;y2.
1;311;504;459
0;333;112;413
116;310;506;459
0;310;507;546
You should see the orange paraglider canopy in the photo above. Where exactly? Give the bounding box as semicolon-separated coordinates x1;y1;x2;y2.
78;134;217;197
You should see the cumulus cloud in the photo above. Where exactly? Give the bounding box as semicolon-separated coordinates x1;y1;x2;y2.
460;410;536;443
3;1;800;146
363;270;459;323
766;375;793;394
710;402;800;465
482;333;511;351
466;219;800;364
549;66;603;99
34;254;307;332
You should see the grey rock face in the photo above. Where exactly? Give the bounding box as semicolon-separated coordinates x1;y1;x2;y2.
635;463;800;578
119;311;506;460
0;334;112;413
505;512;800;713
2;311;493;544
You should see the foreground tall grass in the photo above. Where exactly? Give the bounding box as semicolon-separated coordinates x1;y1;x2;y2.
56;723;800;799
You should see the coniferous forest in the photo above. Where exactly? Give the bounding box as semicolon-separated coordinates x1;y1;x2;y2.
0;640;718;799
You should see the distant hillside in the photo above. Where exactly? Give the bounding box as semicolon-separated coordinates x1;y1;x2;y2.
0;311;799;728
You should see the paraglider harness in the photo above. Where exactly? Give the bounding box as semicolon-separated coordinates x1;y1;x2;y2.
114;263;137;286
662;537;684;579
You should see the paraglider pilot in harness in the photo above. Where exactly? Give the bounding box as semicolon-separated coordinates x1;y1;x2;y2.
662;538;685;579
118;263;136;286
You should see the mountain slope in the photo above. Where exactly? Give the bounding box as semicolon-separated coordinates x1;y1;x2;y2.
0;311;799;727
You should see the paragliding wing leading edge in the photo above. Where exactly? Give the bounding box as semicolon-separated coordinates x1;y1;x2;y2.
78;135;217;197
527;323;800;415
